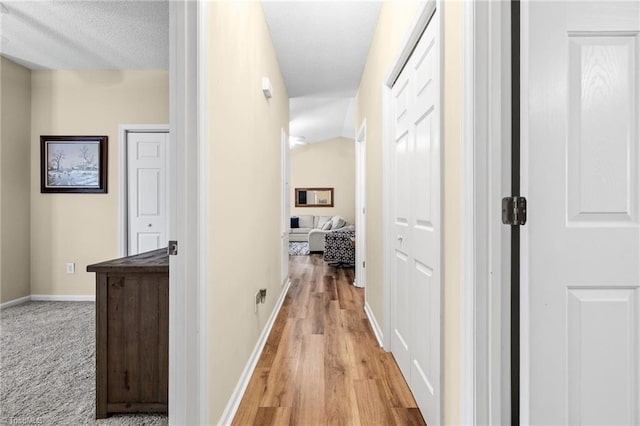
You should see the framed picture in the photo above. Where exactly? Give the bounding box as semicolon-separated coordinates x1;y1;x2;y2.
40;135;108;193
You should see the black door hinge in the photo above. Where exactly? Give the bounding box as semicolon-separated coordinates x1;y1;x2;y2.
502;196;527;226
168;241;178;256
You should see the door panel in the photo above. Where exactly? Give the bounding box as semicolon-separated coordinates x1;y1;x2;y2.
390;8;440;425
567;288;638;424
408;15;440;420
138;233;162;254
138;169;161;215
393;251;411;380
567;34;638;224
392;69;412;381
524;2;639;424
128;132;168;255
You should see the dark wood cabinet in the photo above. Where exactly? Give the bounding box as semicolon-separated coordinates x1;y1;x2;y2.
87;249;169;419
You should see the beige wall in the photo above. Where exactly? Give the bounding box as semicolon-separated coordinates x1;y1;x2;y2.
291;137;355;223
442;2;463;423
355;1;463;424
0;57;32;304
30;70;169;296
206;2;289;421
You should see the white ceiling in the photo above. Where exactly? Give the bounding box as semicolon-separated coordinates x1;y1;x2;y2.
263;1;381;145
290;97;356;143
262;1;381;98
0;1;168;70
0;0;381;146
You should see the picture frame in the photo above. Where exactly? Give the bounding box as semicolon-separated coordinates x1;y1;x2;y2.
40;135;108;193
295;187;334;207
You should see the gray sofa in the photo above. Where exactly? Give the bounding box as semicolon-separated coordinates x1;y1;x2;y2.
289;215;349;252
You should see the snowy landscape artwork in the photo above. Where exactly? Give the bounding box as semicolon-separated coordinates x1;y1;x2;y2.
47;142;99;187
40;136;107;193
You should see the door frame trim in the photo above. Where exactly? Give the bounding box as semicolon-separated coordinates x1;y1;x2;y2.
355;119;367;288
519;1;530;422
168;0;209;424
461;0;513;424
197;1;210;421
280;127;290;287
118;124;170;257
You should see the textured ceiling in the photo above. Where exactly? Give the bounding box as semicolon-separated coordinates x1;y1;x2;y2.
0;0;381;145
0;0;168;70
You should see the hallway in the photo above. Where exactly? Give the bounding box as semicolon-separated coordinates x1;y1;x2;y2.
232;254;426;425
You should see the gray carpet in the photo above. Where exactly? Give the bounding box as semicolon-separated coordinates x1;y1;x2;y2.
288;241;310;256
0;302;168;425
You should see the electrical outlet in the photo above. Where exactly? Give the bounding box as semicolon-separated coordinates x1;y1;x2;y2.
254;289;267;313
66;262;75;274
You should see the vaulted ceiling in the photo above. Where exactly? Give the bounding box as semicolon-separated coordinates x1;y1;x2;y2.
263;1;381;144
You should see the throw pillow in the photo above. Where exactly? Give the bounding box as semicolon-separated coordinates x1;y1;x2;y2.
298;215;314;228
331;216;346;229
290;217;299;228
321;221;333;231
316;215;332;229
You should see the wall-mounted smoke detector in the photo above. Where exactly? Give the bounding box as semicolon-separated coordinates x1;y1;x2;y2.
262;77;273;99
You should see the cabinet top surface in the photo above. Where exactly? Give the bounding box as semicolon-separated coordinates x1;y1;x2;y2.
86;248;169;273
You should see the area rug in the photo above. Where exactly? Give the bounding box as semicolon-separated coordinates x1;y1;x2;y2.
0;301;168;425
289;241;310;256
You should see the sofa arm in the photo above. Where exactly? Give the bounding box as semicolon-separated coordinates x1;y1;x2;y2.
308;229;329;252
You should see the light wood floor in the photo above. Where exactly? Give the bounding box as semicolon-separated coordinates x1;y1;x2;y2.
232;254;426;426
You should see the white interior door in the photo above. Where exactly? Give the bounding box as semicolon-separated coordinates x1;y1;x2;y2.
523;2;640;424
390;9;441;424
128;132;169;255
281;128;290;285
355;121;367;288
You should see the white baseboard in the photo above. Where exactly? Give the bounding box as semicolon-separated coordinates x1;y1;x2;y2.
365;301;384;348
217;278;292;426
0;295;31;310
30;294;95;302
1;294;96;310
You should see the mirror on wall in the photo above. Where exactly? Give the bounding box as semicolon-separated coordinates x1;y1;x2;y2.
295;188;334;207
